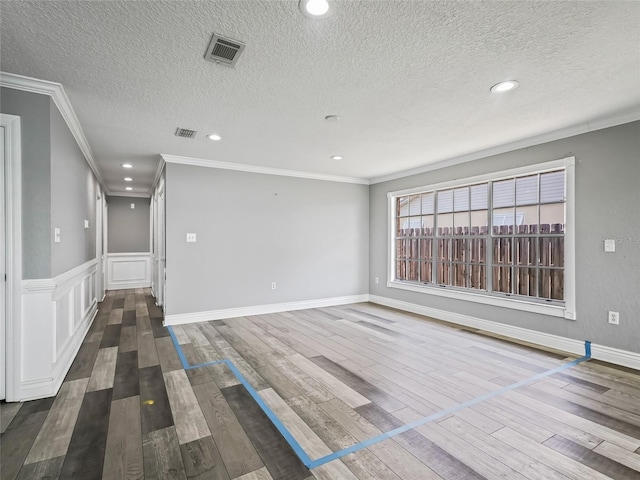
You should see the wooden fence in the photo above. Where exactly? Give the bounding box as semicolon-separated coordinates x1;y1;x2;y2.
396;223;564;300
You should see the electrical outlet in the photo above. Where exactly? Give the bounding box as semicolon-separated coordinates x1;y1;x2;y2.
271;282;277;290
375;277;379;284
186;233;197;243
608;311;620;325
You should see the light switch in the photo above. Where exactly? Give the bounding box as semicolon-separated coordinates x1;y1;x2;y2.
131;203;135;209
54;228;61;243
604;239;616;252
84;219;89;229
186;233;197;243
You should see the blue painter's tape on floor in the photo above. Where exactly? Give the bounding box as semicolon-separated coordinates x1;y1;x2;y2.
167;325;191;370
307;340;592;468
167;325;591;470
223;359;313;466
167;325;312;466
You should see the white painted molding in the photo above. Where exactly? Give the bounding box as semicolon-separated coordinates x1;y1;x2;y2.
107;192;151;199
19;261;99;401
151;155;166;193
370;109;640;184
107;253;152;289
164;294;370;325
369;295;640;370
1;113;23;402
162;154;370;185
0;71;108;193
22;279;57;293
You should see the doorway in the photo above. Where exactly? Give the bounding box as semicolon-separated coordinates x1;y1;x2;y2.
1;113;21;402
1;124;6;400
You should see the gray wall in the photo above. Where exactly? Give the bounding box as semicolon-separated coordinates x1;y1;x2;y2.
370;121;640;353
165;163;369;316
50;102;98;276
1;88;51;279
107;196;150;253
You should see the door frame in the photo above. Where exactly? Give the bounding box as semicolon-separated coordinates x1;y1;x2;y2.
1;113;22;402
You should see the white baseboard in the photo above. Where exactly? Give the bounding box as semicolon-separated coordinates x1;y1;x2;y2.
369;295;640;370
19;378;56;401
164;294;369;326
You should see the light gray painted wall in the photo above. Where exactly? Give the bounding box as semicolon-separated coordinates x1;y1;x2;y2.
107;196;150;253
1;88;51;279
165;164;369;316
370;121;640;353
50;101;98;276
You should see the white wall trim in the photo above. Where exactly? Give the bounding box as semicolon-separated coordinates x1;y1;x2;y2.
162;154;370;185
151;156;165;193
0;71;108;193
107;252;151;290
369;295;640;370
107;192;151;199
1;113;22;401
19;260;99;401
164;294;370;325
369;110;640;184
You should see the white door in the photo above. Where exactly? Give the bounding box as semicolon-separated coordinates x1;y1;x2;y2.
1;125;6;400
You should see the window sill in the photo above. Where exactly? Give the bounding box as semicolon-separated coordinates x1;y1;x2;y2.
387;280;575;320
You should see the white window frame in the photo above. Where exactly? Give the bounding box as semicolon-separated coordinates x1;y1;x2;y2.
387;157;576;320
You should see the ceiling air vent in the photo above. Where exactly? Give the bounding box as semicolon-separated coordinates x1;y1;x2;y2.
205;34;246;67
175;127;197;139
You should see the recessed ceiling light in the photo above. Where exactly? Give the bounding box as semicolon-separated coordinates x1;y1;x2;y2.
121;163;133;168
124;177;133;182
331;155;343;160
207;134;222;141
125;187;133;191
490;80;519;93
324;115;341;122
299;0;333;19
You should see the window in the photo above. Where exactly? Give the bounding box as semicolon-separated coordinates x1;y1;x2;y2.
389;157;575;318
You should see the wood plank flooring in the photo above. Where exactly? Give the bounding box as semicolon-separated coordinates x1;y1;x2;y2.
2;289;640;479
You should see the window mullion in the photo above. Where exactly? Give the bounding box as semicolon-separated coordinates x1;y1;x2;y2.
432;193;438;284
487;181;493;292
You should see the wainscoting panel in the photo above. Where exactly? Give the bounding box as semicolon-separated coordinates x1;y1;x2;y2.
20;259;99;400
107;252;151;290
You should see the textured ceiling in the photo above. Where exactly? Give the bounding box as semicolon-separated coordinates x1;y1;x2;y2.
1;0;639;195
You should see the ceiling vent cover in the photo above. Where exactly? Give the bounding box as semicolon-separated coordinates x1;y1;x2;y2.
175;127;197;139
205;34;246;67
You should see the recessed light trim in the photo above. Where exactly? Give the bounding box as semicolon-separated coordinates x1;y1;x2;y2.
208;134;222;141
490;80;519;93
331;155;343;161
299;0;333;19
121;163;133;168
125;187;133;191
124;177;133;182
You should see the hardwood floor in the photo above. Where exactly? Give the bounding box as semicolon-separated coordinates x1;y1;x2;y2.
1;289;640;479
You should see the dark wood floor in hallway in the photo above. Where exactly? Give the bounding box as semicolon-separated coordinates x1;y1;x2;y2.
1;289;640;479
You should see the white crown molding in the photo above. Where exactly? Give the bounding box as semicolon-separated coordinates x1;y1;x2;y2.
151;155;166;193
107;192;151;199
369;295;640;370
164;294;370;326
0;72;108;193
369;109;640;184
161;154;370;185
